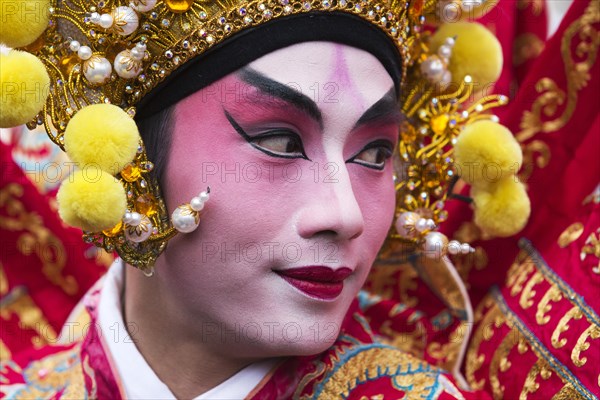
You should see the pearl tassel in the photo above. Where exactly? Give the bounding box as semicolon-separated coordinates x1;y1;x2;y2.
171;187;210;233
395;212;474;259
447;240;475;255
68;39;112;85
420;36;456;89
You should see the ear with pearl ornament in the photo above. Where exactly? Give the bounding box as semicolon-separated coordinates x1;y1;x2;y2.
171;188;210;233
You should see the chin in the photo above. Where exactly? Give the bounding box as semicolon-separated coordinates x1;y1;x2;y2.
257;334;340;358
224;318;343;359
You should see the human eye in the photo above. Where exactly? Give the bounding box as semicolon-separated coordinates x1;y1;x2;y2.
224;109;308;160
347;139;394;170
249;130;307;159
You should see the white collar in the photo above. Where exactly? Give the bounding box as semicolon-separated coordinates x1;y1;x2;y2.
97;260;276;399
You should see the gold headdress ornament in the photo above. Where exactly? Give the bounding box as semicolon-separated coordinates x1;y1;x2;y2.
0;0;530;272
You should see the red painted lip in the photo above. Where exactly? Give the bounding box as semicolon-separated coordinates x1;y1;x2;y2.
274;266;353;300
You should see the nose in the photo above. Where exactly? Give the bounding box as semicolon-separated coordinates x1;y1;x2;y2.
296;163;365;241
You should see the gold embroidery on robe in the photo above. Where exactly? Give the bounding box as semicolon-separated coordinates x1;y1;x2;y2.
0;183;78;295
519;358;553;400
571;324;600;367
517;0;600;142
536;286;563;325
0;288;57;348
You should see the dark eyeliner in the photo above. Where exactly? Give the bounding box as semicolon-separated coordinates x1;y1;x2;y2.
346;139;394;170
223;109;310;160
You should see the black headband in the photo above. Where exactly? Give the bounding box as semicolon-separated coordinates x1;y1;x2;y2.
135;12;402;119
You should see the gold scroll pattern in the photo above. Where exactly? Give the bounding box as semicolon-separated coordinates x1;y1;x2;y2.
466;242;599;399
581;228;600;274
517;0;600;143
467;291;595;399
367;262;419;309
0;288;57;352
0;183;77;295
508;247;600;376
513;33;545;67
520;358;553;399
465;296;504;392
518;139;550;184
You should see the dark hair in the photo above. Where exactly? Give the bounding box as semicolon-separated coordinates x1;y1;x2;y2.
135;106;175;188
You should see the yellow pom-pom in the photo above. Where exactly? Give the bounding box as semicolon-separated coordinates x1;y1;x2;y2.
472;179;530;238
57;168;127;231
64;104;140;174
0;0;50;48
454;120;522;188
430;22;502;86
0;50;49;128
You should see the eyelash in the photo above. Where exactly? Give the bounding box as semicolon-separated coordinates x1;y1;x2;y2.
347;139;394;171
225;110;394;169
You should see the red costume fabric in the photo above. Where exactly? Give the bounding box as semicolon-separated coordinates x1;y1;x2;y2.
442;0;600;398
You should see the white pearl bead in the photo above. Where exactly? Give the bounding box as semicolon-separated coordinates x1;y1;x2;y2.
130;0;157;12
426;219;436;230
189;196;205;211
130;47;144;60
125;214;153;242
90;12;100;23
83;56;112;85
113;49;142;79
415;218;429;232
77;45;92;60
460;243;472;254
441;3;460;22
420;56;445;82
199;191;209;202
98;13;114;29
423;232;448;259
439;70;452;89
111;6;139;36
448;240;461;255
437;44;452;60
124;211;142;226
171;205;199;233
444;37;456;47
69;40;80;52
394;212;420;238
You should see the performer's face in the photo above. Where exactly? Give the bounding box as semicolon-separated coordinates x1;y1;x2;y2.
161;41;399;357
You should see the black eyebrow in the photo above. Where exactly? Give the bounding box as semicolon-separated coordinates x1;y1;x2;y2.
353;88;401;130
238;67;323;128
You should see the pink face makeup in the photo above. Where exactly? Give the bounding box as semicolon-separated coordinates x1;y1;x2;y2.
156;41;399;358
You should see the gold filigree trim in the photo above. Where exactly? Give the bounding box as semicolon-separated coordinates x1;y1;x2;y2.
492;289;595;400
517;239;599;327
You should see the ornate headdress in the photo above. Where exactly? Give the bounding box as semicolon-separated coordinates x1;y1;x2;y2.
0;0;530;273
